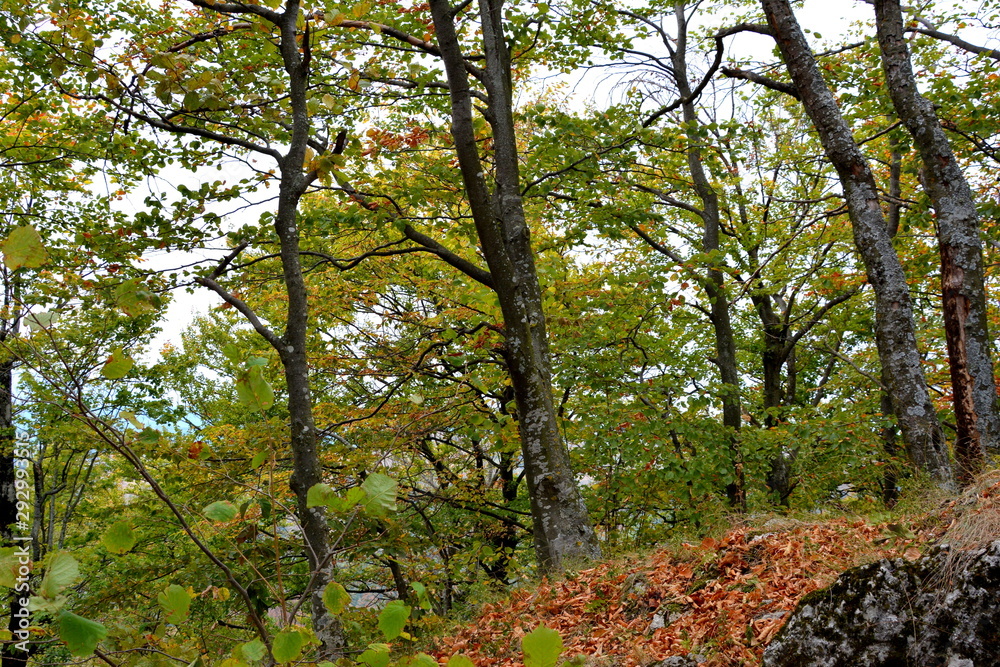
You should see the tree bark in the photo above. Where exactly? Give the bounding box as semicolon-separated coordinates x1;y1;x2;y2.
271;3;343;656
670;1;745;511
0;355;28;667
428;0;600;572
761;0;956;490
875;0;1000;482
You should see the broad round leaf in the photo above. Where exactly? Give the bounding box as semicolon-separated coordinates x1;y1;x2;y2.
306;483;335;508
447;656;475;667
157;584;191;624
3;225;49;270
39;552;80;599
271;629;304;663
361;473;397;518
115;278;161;317
58;611;107;657
322;581;351;615
0;548;19;588
101;348;135;380
377;599;410;640
101;521;137;554
522;625;563;667
239;638;267;661
203;500;237;522
357;646;390;667
236;366;274;411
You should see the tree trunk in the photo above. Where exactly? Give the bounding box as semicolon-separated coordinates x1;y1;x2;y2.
875;0;1000;482
428;0;600;573
671;2;745;511
272;5;342;656
0;355;28;667
761;0;956;490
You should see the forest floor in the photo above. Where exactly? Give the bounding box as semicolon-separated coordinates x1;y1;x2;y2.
427;473;1000;666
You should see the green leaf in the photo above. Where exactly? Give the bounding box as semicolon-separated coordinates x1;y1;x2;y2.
377;599;410;640
120;411;144;429
137;427;161;445
58;611;107;656
271;629;304;663
399;655;437;667
115;278;161;317
411;582;432;611
101;521;136;554
30;594;67;613
239;638;267;661
0;549;17;588
306;483;335;508
361;473;397;518
26;311;58;332
101;348;135;380
3;225;49;270
157;584;191;624
203;501;238;522
344;486;366;508
220;343;241;363
447;656;475;667
236;366;274;411
39;552;80;599
357;645;390;667
322;581;351;614
251;450;268;469
522;625;563;667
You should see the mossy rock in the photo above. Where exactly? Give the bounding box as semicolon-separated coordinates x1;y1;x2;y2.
763;542;1000;666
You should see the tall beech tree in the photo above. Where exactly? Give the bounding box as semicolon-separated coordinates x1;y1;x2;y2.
874;0;1000;480
759;0;956;489
53;0;350;655
425;0;601;570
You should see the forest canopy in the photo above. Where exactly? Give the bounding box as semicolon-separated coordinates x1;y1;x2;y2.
0;0;999;663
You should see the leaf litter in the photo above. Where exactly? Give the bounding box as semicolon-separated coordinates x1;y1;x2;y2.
430;511;964;666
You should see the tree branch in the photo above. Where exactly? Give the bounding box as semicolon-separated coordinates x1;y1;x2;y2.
338;20;486;81
721;66;800;98
402;225;495;289
195;275;283;349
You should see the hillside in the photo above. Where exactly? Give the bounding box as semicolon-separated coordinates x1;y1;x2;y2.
428;486;995;666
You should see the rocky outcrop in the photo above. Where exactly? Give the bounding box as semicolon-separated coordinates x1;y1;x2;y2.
763;541;1000;666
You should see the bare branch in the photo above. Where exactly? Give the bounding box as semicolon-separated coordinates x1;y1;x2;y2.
721;66;800;99
403;225;495;289
195;275;283;349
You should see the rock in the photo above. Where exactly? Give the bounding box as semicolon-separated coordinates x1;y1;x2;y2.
763;541;1000;666
654;656;697;666
647;612;666;633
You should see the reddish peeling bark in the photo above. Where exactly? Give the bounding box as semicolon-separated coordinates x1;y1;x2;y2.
761;0;956;490
874;0;999;482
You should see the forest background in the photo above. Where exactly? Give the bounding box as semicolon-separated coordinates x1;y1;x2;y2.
0;0;998;664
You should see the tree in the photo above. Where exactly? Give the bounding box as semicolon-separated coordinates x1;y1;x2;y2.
759;0;956;489
874;0;1000;481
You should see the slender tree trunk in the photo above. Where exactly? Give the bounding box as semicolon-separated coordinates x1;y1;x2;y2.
754;293;797;505
761;0;956;490
272;5;342;656
875;0;1000;482
671;2;745;511
428;0;600;572
0;355;27;667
